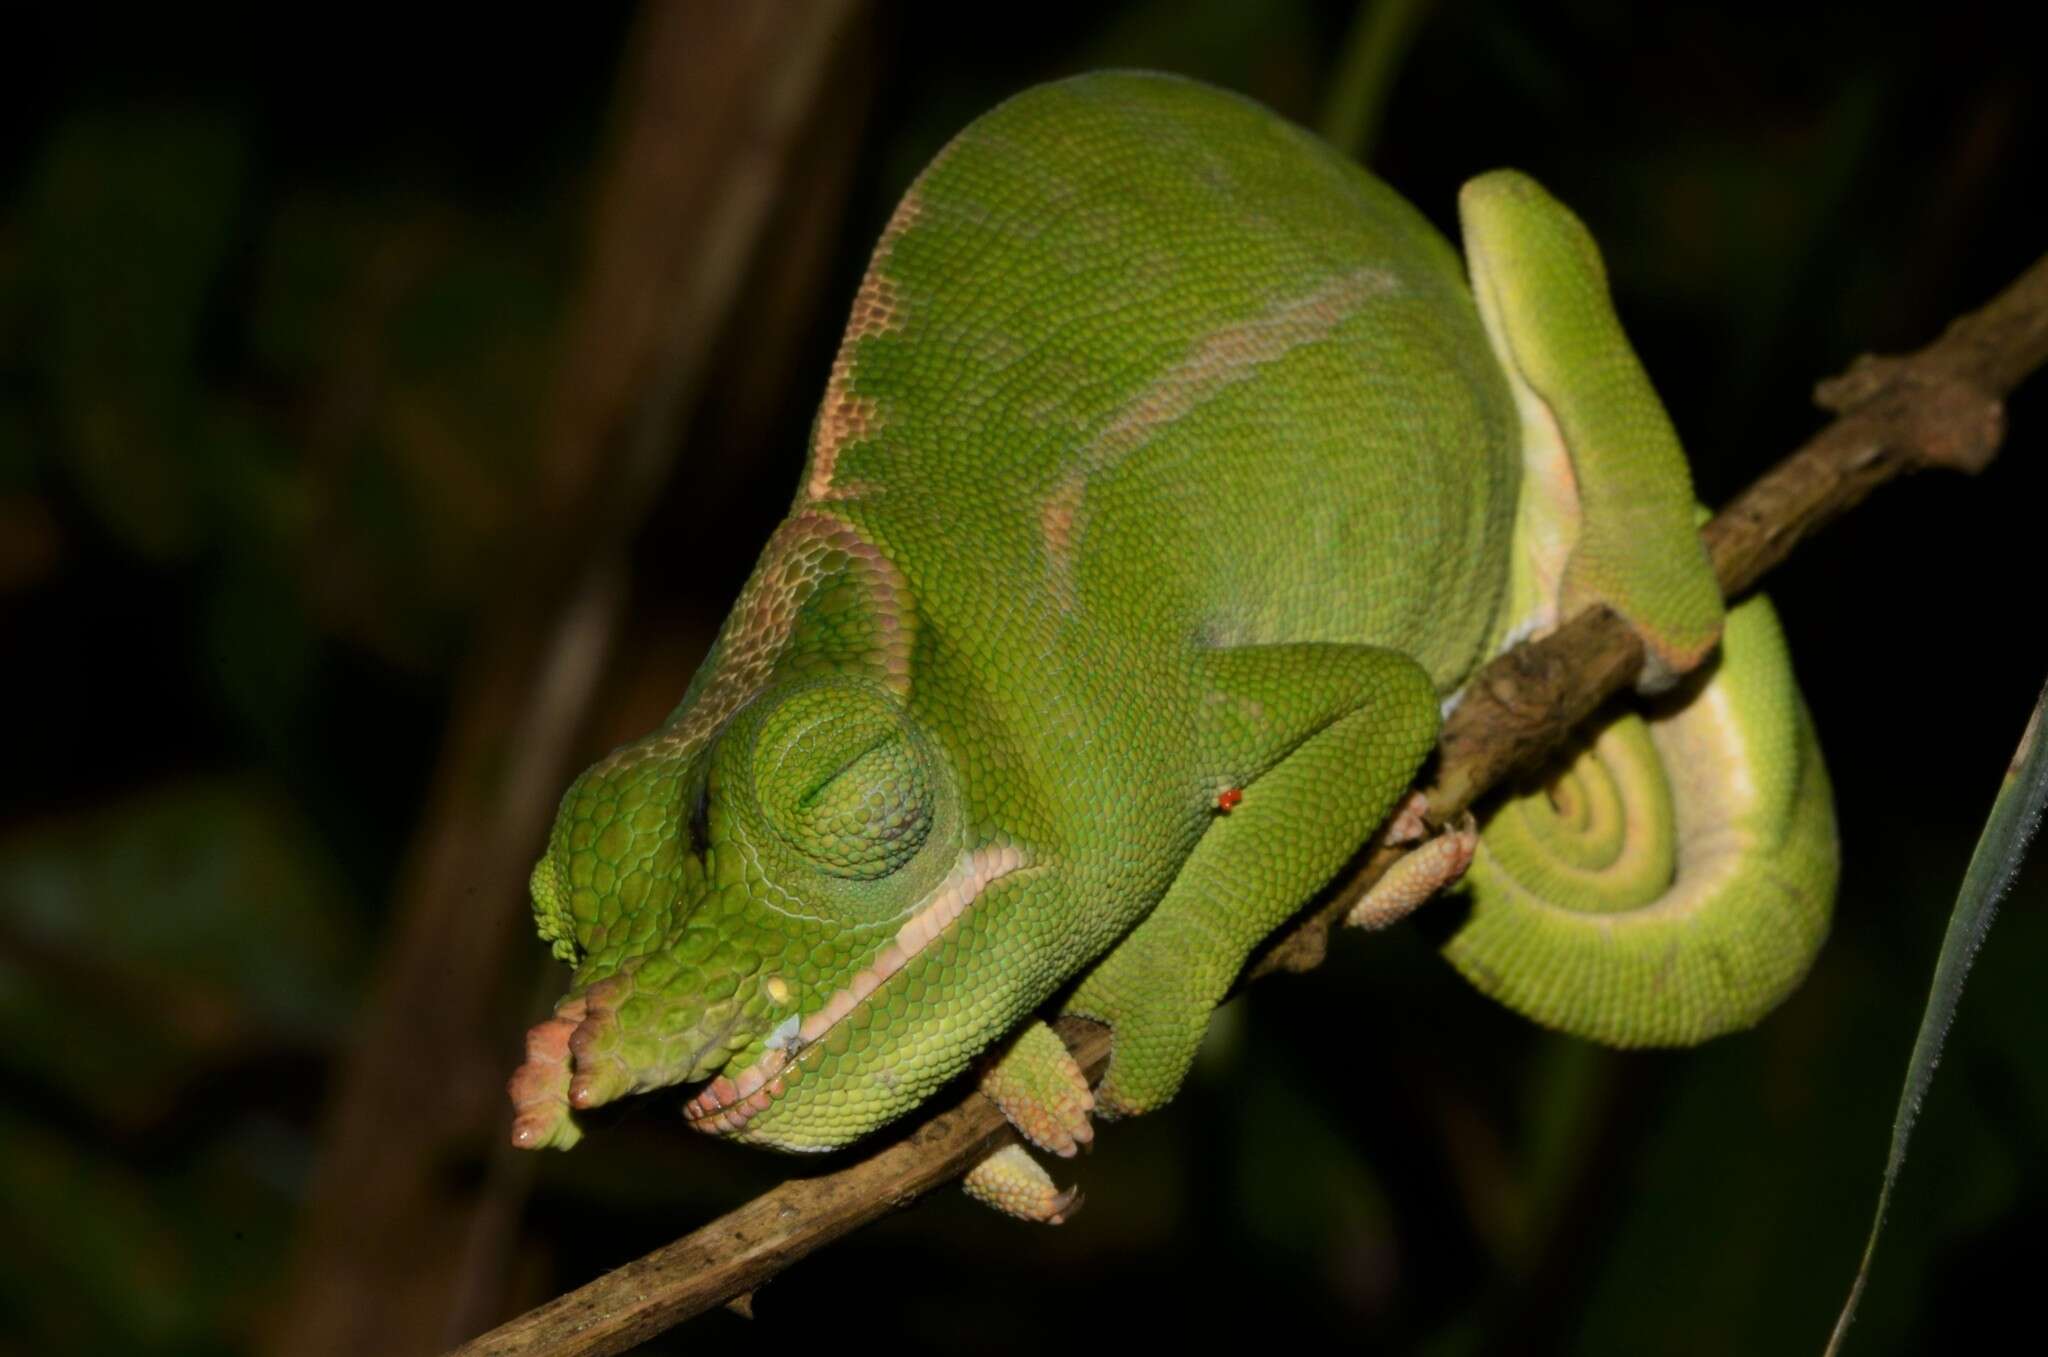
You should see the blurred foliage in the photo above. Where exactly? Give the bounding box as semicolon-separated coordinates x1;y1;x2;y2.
2;2;2044;1354
0;779;359;1354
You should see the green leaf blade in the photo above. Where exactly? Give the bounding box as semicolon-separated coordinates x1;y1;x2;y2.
1825;677;2048;1355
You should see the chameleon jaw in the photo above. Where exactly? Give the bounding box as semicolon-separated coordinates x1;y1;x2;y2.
682;840;1028;1143
507;966;747;1152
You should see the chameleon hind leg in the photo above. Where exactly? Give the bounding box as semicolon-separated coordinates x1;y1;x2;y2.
1435;172;1837;1043
1057;641;1439;1119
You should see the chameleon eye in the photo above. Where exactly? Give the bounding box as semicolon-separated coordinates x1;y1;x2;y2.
748;680;935;880
684;767;712;857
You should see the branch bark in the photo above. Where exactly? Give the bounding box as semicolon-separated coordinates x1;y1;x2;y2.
447;249;2048;1357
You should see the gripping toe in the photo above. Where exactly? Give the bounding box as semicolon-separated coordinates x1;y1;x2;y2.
979;1020;1095;1157
963;1143;1083;1224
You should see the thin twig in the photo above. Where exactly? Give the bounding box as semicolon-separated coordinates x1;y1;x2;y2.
449;249;2048;1357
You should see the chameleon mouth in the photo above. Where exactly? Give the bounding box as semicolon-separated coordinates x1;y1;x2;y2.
508;951;755;1151
681;840;1027;1141
508;969;684;1152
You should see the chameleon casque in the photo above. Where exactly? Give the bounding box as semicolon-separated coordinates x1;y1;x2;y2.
507;72;1837;1221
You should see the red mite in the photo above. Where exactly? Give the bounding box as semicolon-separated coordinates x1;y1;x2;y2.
1215;787;1244;813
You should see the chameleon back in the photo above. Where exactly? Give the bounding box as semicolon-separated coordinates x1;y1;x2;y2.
810;72;1522;703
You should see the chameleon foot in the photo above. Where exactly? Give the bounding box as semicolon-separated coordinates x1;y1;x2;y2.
978;1020;1094;1157
963;1143;1082;1224
1347;813;1478;930
1384;790;1432;845
507;997;588;1150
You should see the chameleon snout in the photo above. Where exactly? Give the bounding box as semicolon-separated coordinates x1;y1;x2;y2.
506;955;786;1151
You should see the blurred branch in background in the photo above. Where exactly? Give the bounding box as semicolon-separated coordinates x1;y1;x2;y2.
443;240;2048;1356
269;5;872;1354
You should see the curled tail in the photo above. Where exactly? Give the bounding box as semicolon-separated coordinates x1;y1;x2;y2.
1442;595;1837;1045
1451;170;1835;1045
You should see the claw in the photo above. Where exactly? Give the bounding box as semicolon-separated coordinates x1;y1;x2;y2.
1384;790;1433;845
963;1143;1083;1224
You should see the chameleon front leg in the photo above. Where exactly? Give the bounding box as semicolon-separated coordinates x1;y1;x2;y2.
1061;641;1439;1119
958;642;1436;1219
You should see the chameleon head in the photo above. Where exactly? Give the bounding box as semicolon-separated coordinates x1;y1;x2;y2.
508;672;1019;1152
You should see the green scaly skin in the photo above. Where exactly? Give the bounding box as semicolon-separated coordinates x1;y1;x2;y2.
506;73;1837;1176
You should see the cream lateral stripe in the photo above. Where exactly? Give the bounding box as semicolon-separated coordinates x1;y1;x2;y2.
1466;259;1581;653
682;842;1027;1135
1080;266;1396;475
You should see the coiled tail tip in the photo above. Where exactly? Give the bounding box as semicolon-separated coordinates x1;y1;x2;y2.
1440;596;1838;1048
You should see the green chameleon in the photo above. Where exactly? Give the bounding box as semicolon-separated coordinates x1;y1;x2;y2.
507;72;1836;1222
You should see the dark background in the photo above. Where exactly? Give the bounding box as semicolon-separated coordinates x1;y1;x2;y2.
3;3;2044;1354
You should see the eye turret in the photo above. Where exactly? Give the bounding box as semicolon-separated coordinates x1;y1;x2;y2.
745;679;937;881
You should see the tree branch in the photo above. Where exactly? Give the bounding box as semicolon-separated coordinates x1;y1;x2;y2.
447;249;2048;1357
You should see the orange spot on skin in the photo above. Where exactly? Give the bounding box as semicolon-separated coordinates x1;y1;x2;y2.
1215;787;1244;813
1039;467;1087;610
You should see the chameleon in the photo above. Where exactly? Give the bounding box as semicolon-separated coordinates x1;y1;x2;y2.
506;71;1837;1221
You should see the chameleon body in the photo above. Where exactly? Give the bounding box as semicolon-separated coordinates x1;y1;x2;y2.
507;73;1836;1207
